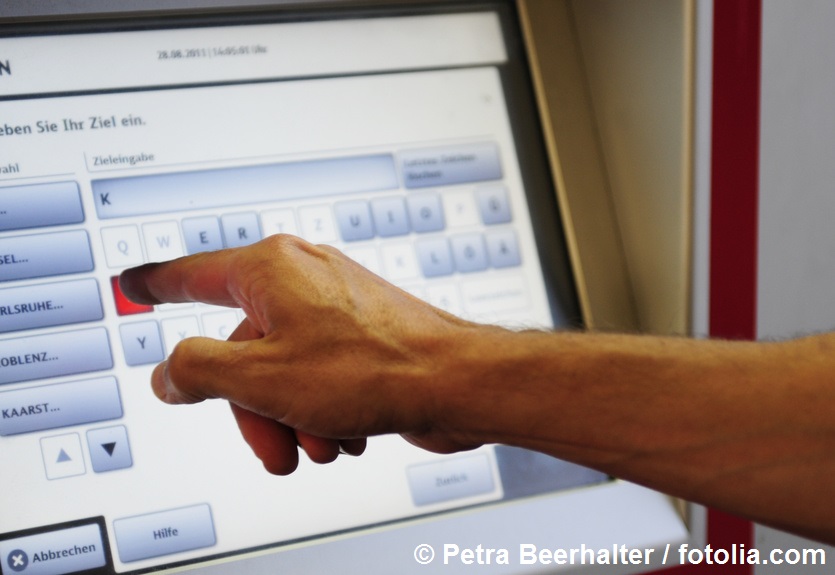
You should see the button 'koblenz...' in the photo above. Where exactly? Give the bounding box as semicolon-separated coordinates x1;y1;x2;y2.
0;328;113;386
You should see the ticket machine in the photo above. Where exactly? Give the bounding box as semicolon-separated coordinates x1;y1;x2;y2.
0;1;697;573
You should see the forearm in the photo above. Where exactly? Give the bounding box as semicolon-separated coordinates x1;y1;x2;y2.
120;238;835;542
440;328;835;543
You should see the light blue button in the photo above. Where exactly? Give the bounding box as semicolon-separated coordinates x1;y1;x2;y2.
182;217;223;254
335;201;375;242
87;425;132;473
0;523;106;575
415;238;454;278
407;454;495;506
0;279;103;334
0;230;94;283
475;185;512;225
485;230;522;268
370;197;410;237
0;328;113;386
451;234;488;273
0;376;122;436
401;142;503;189
120;321;164;366
221;212;261;248
114;504;216;563
407;193;445;233
0;181;84;232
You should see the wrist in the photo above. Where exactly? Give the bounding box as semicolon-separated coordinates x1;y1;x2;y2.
425;324;557;449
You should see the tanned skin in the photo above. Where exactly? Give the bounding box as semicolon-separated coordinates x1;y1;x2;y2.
120;235;835;544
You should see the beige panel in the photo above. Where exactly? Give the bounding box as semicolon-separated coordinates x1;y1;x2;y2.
519;0;693;335
518;0;638;331
571;0;693;335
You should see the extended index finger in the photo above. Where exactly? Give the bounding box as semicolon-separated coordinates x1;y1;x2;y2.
120;248;245;307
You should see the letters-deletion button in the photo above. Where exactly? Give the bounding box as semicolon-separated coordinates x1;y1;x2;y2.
400;142;502;189
407;454;495;507
114;504;216;563
0;523;107;575
0;231;94;283
0;377;122;436
0;181;84;232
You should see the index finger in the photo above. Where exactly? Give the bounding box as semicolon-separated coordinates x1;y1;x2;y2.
120;248;244;307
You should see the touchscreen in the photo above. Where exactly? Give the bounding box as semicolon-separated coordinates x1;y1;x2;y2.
0;7;606;574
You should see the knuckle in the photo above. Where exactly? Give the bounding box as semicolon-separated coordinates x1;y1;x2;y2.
261;233;309;254
315;243;342;256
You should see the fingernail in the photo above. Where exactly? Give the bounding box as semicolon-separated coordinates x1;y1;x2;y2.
151;361;170;401
119;264;160;305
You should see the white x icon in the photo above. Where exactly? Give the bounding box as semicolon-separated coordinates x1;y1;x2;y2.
11;554;24;566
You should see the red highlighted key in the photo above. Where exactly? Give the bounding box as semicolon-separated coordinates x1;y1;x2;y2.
111;276;153;316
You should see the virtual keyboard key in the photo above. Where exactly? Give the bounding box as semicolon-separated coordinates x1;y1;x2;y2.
371;197;410;237
335;200;375;242
101;225;144;268
451;233;488;273
298;205;338;244
112;275;153;316
202;311;239;341
476;184;512;225
381;243;420;281
87;425;133;473
415;237;454;278
143;220;185;262
120;321;164;366
407;193;445;233
261;208;298;237
462;276;530;316
442;189;480;228
182;216;223;254
221;212;262;248
485;229;521;268
161;316;201;355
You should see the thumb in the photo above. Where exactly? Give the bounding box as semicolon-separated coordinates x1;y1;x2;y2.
152;318;264;406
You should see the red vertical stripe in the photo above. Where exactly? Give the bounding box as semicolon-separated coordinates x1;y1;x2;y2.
705;0;762;572
649;1;761;573
710;0;761;342
705;0;761;572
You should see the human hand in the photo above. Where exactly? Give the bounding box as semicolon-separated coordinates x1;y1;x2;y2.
120;235;485;474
